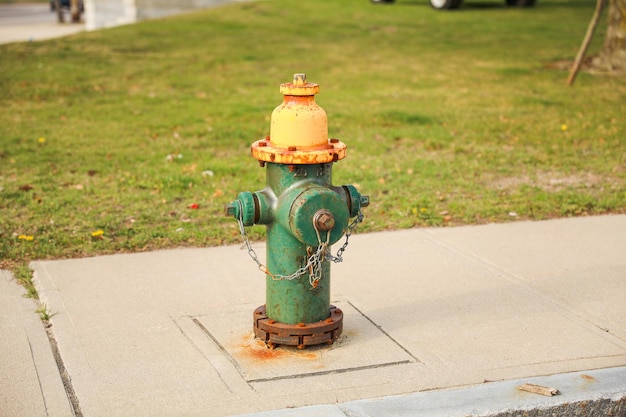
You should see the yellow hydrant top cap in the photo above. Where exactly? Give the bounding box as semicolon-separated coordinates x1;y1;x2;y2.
279;73;320;96
250;73;347;165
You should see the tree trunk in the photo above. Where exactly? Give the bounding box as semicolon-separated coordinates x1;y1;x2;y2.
567;0;606;85
592;0;626;72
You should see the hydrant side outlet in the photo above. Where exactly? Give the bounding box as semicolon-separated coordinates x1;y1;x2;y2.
225;74;368;348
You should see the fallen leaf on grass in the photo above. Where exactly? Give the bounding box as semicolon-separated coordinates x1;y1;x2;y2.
182;164;197;173
91;230;104;240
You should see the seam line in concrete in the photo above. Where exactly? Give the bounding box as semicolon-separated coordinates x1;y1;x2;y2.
248;360;413;384
25;332;50;416
174;316;246;393
33;261;107;416
346;300;421;363
45;323;82;417
191;317;252;384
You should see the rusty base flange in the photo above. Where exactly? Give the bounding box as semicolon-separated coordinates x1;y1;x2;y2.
253;305;343;349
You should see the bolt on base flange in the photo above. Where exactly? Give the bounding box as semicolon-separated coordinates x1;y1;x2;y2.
253;305;343;349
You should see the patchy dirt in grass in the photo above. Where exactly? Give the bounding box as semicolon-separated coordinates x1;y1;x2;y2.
488;171;608;192
545;57;626;76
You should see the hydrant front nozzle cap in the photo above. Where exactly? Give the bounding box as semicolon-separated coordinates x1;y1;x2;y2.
313;209;336;232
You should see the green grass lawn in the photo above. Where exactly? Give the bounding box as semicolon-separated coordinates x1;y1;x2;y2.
1;0;624;272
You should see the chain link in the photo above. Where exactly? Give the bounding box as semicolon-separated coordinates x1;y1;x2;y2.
325;209;364;264
234;199;364;288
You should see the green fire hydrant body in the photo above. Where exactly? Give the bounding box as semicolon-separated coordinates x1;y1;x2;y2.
225;74;368;348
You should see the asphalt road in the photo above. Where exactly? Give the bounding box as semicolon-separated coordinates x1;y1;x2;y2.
0;3;84;44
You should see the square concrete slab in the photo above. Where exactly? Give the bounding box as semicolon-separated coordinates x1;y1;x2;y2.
191;301;416;382
332;226;626;378
427;215;626;340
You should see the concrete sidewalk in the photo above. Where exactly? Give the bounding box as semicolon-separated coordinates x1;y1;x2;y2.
1;215;626;416
0;3;85;45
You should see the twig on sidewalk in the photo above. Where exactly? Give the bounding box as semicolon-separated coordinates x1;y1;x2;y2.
517;383;561;397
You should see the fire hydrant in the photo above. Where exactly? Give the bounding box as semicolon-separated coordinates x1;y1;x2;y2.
225;74;369;349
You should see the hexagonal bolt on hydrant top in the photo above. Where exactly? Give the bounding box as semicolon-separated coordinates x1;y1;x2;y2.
224;73;369;349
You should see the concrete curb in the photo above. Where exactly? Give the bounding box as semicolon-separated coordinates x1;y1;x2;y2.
234;367;626;417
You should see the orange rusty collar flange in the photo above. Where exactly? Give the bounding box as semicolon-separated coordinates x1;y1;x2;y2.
251;137;347;165
253;304;343;348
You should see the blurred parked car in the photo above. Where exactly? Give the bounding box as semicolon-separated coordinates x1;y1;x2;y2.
371;0;535;10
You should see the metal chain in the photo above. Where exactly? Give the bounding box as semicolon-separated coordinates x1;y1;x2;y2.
234;199;364;287
325;209;364;264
